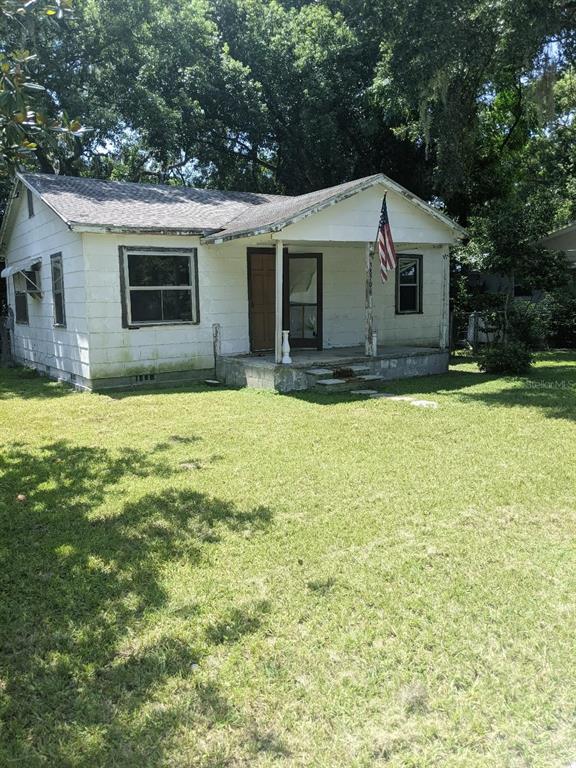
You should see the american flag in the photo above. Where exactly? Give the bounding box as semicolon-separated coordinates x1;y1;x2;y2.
377;195;397;282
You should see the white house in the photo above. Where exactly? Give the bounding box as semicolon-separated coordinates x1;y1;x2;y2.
0;172;465;392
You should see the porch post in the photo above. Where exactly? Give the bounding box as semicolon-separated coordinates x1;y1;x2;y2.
275;239;283;363
364;242;374;356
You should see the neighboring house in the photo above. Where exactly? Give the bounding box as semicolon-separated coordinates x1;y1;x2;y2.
464;226;576;303
0;172;465;392
539;221;576;269
467;271;544;301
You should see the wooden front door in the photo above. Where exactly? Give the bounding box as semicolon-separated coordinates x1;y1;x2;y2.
248;249;276;352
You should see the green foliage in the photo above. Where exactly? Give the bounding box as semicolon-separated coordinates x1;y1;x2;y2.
0;0;87;177
507;300;552;350
0;0;574;264
477;341;534;375
540;289;576;348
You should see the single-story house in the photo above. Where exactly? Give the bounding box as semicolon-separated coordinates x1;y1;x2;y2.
0;172;465;392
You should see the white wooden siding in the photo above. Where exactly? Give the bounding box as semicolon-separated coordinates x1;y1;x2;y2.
288;243;447;348
4;193;88;381
281;185;458;245
83;233;250;379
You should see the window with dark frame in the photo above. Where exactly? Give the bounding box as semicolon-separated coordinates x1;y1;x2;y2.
51;253;66;327
26;188;34;218
122;248;198;325
396;255;422;314
13;273;29;324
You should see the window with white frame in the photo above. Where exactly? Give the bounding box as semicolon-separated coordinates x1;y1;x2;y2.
51;252;66;327
121;248;198;325
396;255;422;314
13;273;29;324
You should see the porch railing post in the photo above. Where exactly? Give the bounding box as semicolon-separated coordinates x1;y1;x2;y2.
364;242;374;356
275;239;283;363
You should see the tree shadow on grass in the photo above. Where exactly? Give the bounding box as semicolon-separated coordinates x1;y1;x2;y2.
0;440;274;767
0;367;74;400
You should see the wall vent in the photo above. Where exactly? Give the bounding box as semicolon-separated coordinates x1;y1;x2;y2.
135;373;156;384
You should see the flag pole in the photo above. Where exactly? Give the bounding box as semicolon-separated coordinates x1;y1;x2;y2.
364;240;374;357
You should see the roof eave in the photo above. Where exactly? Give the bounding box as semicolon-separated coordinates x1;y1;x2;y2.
0;177;22;255
69;223;216;236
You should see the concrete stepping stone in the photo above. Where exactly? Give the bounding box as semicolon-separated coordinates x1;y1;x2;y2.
370;393;411;400
350;389;380;395
306;368;333;376
370;392;438;408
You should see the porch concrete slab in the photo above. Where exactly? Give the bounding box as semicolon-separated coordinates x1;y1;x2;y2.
217;346;449;393
235;345;442;368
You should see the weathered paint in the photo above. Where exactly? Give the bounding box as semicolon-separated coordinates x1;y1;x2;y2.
280;185;459;245
3;183;453;389
3;191;88;382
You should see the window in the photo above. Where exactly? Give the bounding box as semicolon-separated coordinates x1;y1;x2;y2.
51;253;66;327
396;255;422;314
26;188;34;218
121;248;198;326
13;273;29;324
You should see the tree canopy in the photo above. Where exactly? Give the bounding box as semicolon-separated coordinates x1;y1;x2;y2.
1;0;575;279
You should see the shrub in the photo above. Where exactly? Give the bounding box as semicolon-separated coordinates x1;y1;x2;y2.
506;300;552;350
539;290;576;348
477;342;534;375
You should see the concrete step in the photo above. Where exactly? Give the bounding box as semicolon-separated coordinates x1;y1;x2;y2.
305;367;334;376
316;377;348;386
313;375;386;393
306;364;386;394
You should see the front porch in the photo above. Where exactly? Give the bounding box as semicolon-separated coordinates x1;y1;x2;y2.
216;345;449;393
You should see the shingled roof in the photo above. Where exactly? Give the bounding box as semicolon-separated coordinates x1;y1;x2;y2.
11;171;466;244
17;173;287;235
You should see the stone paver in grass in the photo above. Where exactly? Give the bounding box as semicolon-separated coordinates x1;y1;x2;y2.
371;392;439;408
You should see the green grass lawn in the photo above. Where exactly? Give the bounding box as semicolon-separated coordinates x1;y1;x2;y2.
1;352;576;767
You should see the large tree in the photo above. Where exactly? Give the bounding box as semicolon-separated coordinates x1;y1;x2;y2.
1;0;575;266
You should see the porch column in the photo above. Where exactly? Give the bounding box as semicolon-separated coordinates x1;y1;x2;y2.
364;242;374;356
440;250;450;349
275;239;283;363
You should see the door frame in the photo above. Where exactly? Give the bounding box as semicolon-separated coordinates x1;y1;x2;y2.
283;252;323;349
247;247;276;353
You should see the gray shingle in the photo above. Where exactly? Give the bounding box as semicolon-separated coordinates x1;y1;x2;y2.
20;173;287;233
